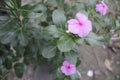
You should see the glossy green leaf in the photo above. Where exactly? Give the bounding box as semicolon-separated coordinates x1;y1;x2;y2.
85;32;103;46
33;3;47;12
70;73;80;80
65;52;77;64
46;0;57;6
3;58;12;69
28;3;47;18
52;9;66;26
16;0;21;8
14;63;25;78
76;38;85;45
1;32;16;44
45;25;60;38
18;32;28;46
42;46;57;58
0;58;2;65
57;35;75;52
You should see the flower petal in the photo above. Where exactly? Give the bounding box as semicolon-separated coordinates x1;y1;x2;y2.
68;24;80;34
95;2;108;15
69;65;76;74
78;20;92;37
61;66;68;75
67;19;79;25
76;13;88;22
61;61;76;76
63;61;70;66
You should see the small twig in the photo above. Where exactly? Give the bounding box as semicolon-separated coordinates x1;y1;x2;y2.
10;45;16;56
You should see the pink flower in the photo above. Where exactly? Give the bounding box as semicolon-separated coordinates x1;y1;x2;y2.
101;44;106;49
96;1;108;15
68;13;92;38
77;71;81;78
61;61;76;76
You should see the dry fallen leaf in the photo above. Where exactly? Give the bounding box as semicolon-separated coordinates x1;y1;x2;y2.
104;59;113;72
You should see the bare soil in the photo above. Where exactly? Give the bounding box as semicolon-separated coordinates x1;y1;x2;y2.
7;45;120;80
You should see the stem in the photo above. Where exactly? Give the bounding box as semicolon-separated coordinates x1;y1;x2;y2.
3;2;17;17
10;0;17;8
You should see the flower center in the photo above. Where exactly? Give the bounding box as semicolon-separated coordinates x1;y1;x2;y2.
78;22;83;26
67;65;71;69
102;5;105;8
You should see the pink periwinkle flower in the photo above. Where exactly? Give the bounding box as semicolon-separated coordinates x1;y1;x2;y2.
102;44;106;49
96;1;108;15
67;13;92;38
77;71;81;78
61;61;76;76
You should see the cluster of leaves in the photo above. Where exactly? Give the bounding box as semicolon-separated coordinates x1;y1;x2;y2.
0;0;119;79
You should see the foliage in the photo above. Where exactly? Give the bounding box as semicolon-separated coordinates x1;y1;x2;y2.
0;0;119;79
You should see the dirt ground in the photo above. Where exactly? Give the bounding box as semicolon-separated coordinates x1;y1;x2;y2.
7;0;120;80
7;45;120;80
79;45;120;80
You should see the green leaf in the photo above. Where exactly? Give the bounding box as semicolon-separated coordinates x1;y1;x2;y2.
35;12;47;23
70;73;80;80
76;58;81;67
15;45;25;56
16;0;21;8
85;0;96;6
41;45;57;58
18;32;28;46
115;20;120;28
14;63;25;78
0;57;3;65
46;0;57;6
52;9;66;26
27;3;47;18
1;32;16;44
85;32;103;46
76;38;85;45
0;16;17;32
45;25;60;38
0;16;8;22
57;35;75;52
3;58;12;69
22;3;47;22
28;12;43;19
33;3;47;12
72;45;81;54
65;52;77;64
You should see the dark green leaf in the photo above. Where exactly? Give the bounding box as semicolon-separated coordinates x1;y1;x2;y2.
76;38;85;45
52;9;66;26
41;45;57;58
33;3;47;12
85;32;103;46
76;57;81;67
1;32;16;44
16;0;21;8
45;25;60;38
57;35;75;52
3;58;12;69
14;63;25;78
65;52;77;64
27;3;47;19
18;32;28;46
0;58;3;65
46;0;57;6
72;45;81;54
15;46;25;56
70;73;80;80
